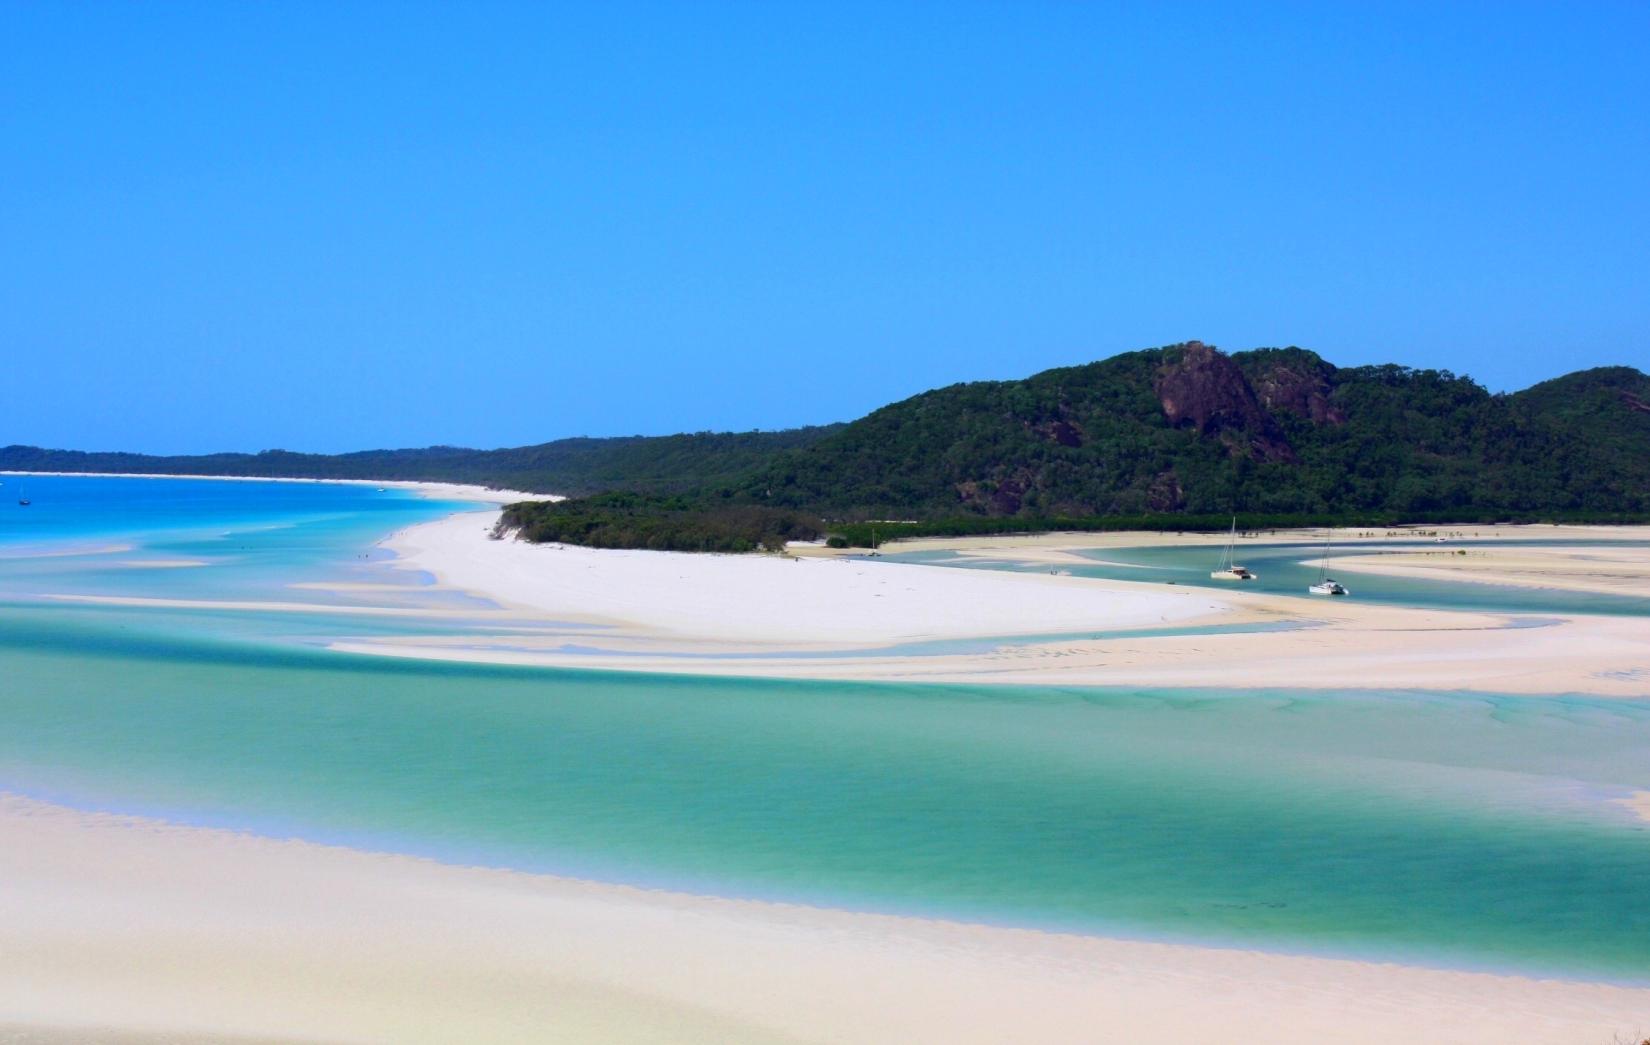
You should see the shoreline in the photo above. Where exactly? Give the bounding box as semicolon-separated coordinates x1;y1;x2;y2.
379;509;1238;645
818;521;1650;556
0;469;559;505
1311;545;1650;598
355;513;1650;697
5;792;1647;1045
9;483;1650;1040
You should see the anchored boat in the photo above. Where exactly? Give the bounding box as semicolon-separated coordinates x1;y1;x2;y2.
1308;529;1349;596
1210;516;1256;581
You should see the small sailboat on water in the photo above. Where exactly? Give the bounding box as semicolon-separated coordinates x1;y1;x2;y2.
1308;529;1348;596
1210;516;1256;581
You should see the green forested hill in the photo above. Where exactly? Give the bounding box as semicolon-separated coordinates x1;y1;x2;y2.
0;426;843;496
739;342;1650;518
8;342;1649;549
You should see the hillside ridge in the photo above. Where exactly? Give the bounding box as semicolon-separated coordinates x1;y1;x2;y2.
8;344;1648;544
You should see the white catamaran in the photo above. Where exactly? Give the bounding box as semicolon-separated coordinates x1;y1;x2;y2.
1308;530;1349;596
1210;516;1256;581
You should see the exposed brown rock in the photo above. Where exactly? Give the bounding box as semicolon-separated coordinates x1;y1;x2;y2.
1145;470;1185;512
1033;418;1084;447
955;466;1041;514
989;477;1026;514
1250;361;1346;425
954;476;1026;515
1153;342;1297;462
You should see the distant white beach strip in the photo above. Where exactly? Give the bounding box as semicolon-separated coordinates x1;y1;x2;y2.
0;469;559;505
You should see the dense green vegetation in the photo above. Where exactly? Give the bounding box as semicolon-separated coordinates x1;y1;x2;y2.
10;342;1649;551
0;427;842;496
828;509;1650;549
739;343;1650;521
497;493;823;553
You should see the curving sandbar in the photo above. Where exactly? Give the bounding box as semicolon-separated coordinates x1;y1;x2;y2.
3;793;1646;1045
357;513;1650;697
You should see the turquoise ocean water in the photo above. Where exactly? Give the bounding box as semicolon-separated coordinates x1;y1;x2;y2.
890;538;1650;617
2;476;1648;981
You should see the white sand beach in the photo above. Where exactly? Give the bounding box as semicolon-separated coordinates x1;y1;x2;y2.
0;470;558;505
4;793;1646;1045
1319;543;1650;597
350;513;1650;697
379;510;1231;644
12;502;1650;1042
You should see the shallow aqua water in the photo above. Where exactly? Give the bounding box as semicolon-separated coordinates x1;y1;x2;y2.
3;477;1649;981
890;539;1650;617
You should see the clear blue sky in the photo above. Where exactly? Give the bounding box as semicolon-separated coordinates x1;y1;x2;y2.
4;2;1646;454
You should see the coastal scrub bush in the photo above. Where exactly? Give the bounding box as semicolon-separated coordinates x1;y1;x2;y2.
498;493;824;554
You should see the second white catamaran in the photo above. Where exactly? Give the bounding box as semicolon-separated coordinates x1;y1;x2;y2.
1308;529;1349;596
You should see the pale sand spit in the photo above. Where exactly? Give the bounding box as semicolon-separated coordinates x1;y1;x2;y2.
351;514;1650;697
1318;544;1650;597
3;794;1647;1045
381;510;1233;644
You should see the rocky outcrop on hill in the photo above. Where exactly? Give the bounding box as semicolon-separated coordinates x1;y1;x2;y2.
1152;342;1297;462
1242;351;1347;425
